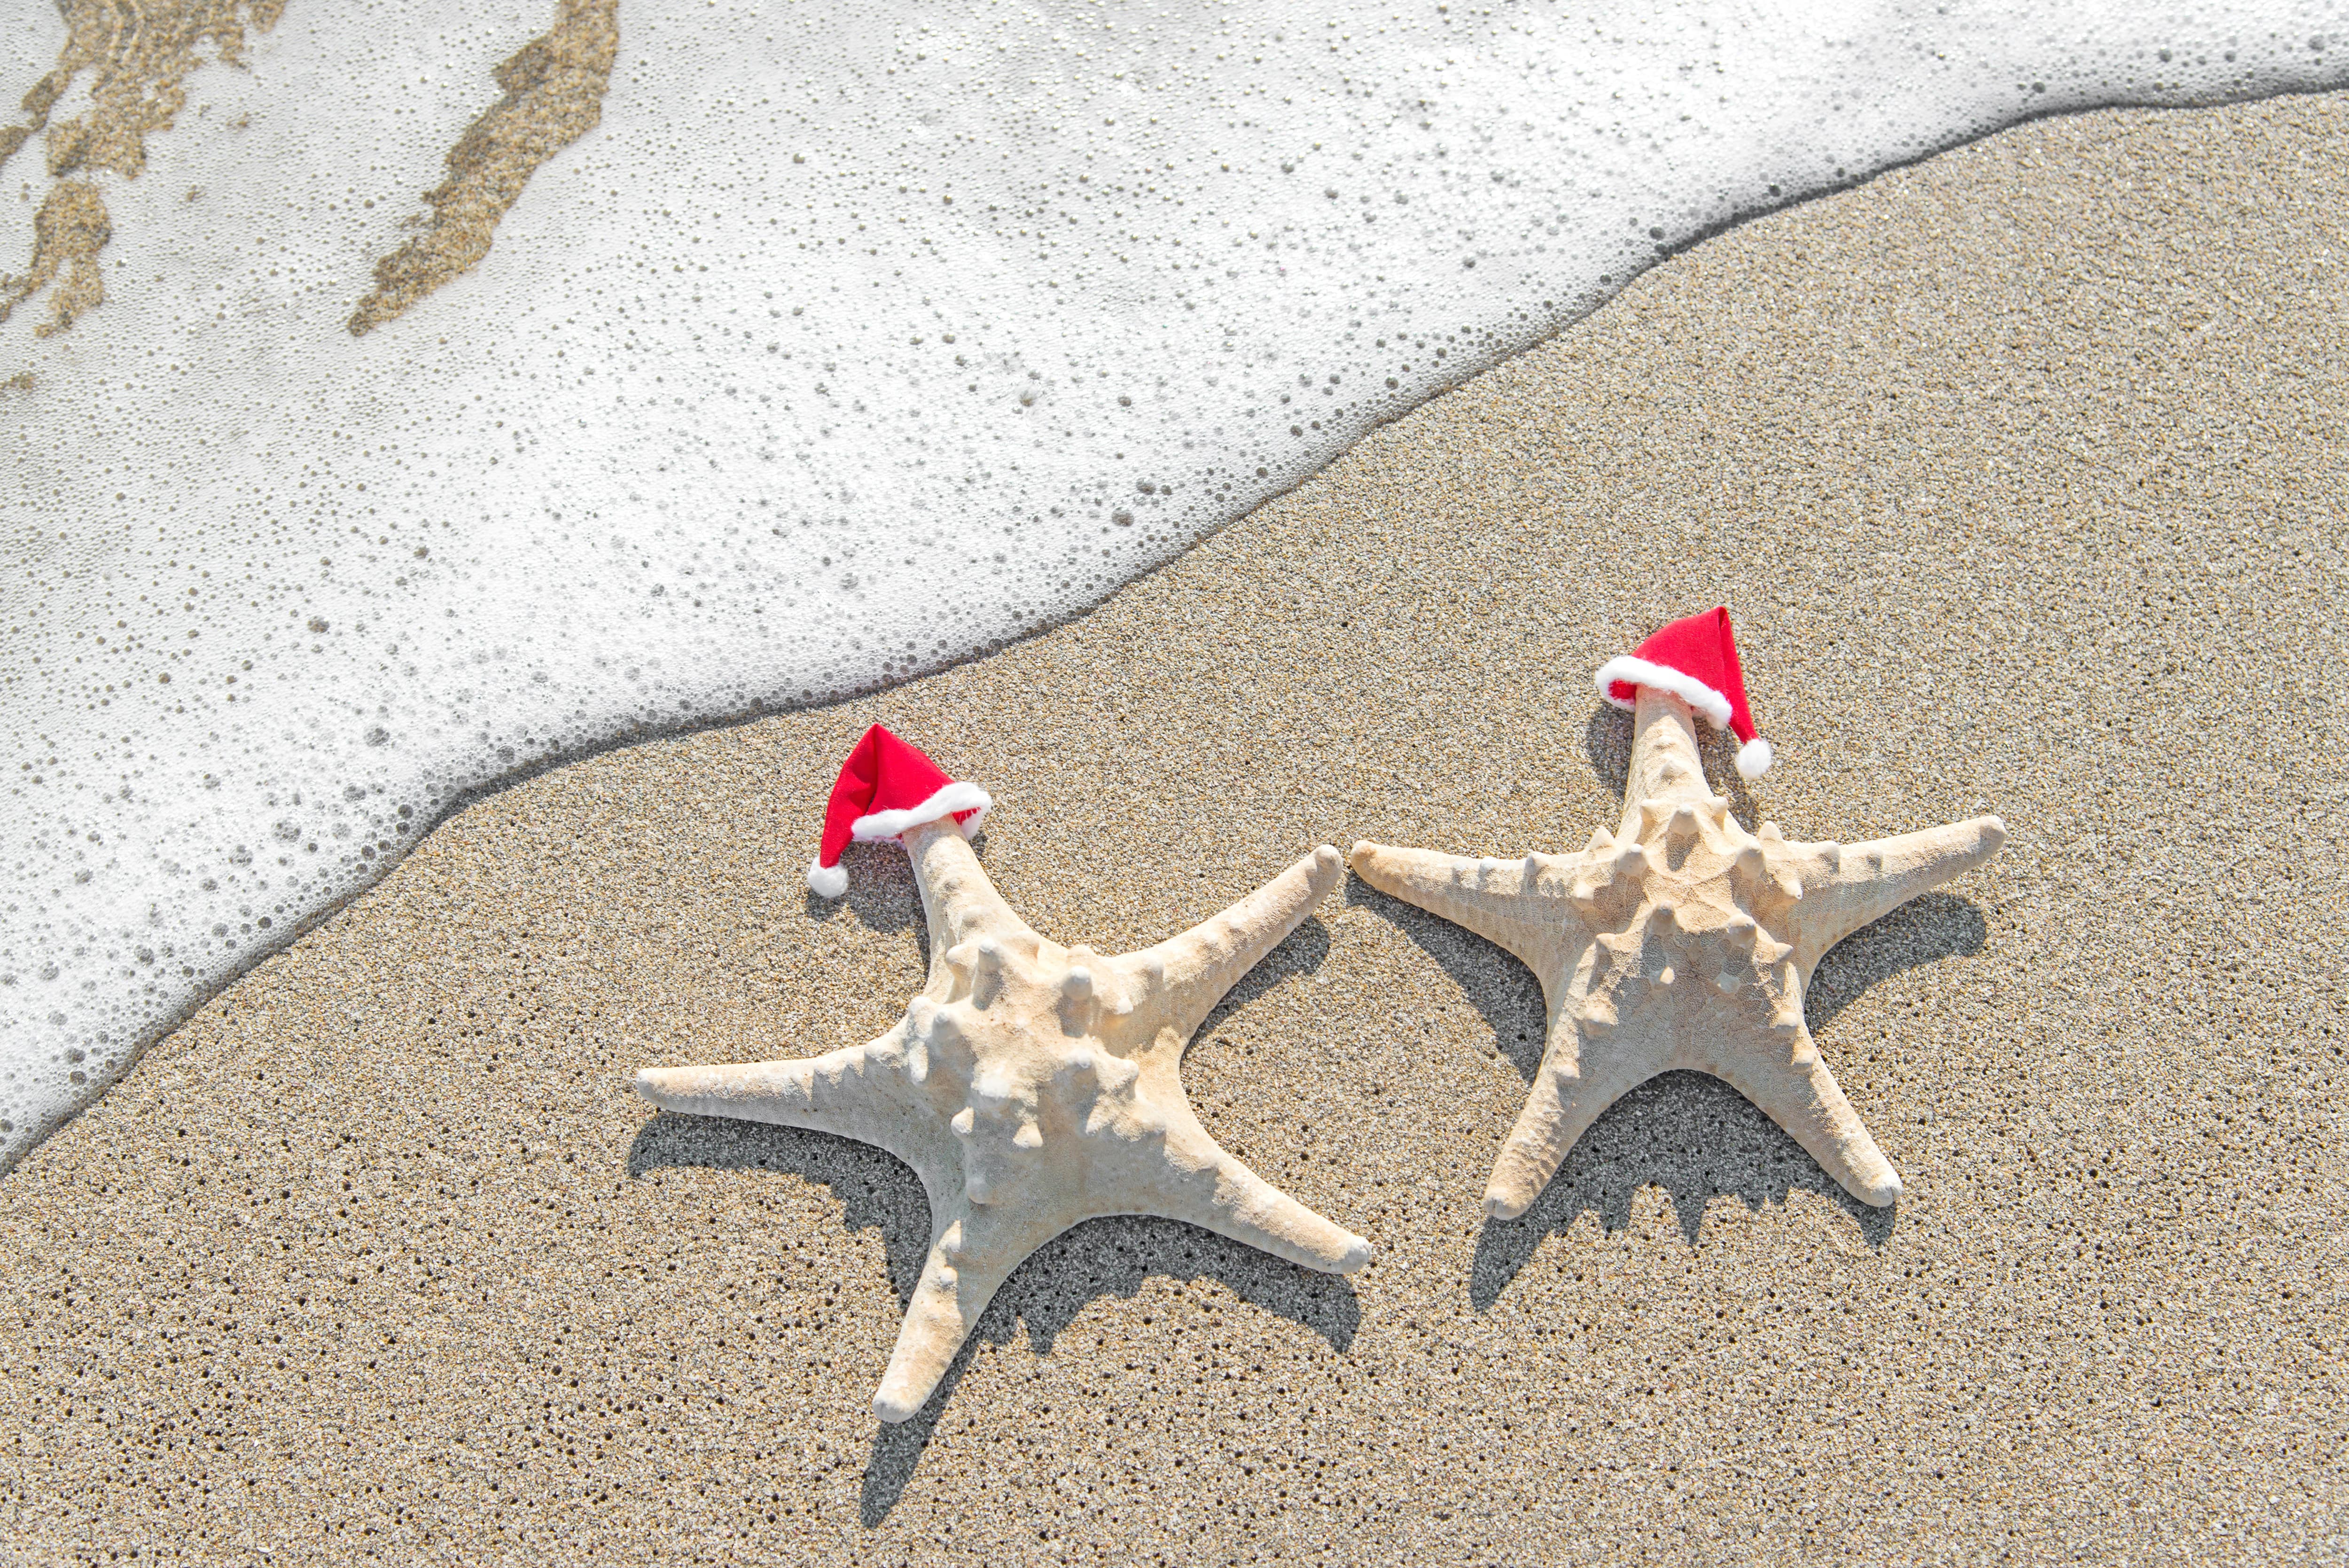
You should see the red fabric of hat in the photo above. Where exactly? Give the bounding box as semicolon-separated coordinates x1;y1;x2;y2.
807;725;992;897
1592;606;1775;779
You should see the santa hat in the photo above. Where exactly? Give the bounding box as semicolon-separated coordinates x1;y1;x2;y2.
1593;607;1776;780
806;725;992;897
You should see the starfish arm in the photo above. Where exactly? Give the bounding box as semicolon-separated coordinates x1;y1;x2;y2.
634;1032;927;1163
1126;1110;1373;1272
1702;1025;1903;1207
901;817;1037;986
1783;815;2006;975
1349;841;1585;976
1483;1011;1656;1218
1114;844;1344;1047
871;1204;1042;1423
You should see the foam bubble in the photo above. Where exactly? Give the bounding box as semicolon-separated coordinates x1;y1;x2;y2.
2;0;2344;1169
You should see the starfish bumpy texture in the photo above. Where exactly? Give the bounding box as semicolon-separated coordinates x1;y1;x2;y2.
636;823;1370;1421
1353;688;2004;1218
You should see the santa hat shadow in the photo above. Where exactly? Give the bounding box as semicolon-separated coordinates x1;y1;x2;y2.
1593;606;1776;780
807;725;992;897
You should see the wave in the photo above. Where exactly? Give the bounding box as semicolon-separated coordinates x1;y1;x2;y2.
2;0;2344;1172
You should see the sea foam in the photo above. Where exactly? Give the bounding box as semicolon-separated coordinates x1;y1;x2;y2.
4;0;2344;1170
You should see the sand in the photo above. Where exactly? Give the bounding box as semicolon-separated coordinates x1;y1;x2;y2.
3;93;2346;1564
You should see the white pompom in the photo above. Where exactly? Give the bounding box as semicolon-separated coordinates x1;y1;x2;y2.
1735;737;1774;780
806;857;849;898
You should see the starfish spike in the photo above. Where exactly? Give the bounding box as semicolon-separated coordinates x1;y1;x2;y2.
1118;1113;1374;1272
1336;844;1587;976
1116;844;1348;1046
1774;819;2011;975
635;1032;948;1174
874;1202;1033;1422
635;820;1368;1422
1355;686;2002;1219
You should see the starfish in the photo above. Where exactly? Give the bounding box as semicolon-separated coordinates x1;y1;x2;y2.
635;823;1371;1422
1352;687;2004;1217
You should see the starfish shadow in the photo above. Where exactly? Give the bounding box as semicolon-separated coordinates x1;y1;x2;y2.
803;837;930;932
623;1116;967;1523
1343;882;1907;1258
1195;915;1333;1037
1466;1070;1899;1309
625;1114;937;1299
1455;890;1987;1308
1342;879;1548;1078
1347;857;1989;1309
1584;703;1634;798
1805;891;1986;1031
851;1213;1360;1523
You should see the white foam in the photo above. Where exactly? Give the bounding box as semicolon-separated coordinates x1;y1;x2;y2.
3;0;2344;1169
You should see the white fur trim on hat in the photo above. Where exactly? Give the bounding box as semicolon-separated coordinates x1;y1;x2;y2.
850;780;994;843
1592;655;1734;730
806;857;850;898
1734;737;1774;780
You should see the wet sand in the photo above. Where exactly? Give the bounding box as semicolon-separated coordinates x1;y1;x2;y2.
2;93;2344;1564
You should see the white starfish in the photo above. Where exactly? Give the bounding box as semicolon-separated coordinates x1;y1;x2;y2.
1353;687;2005;1217
635;824;1370;1422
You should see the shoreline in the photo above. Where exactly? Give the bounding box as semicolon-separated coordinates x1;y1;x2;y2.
4;93;2346;1563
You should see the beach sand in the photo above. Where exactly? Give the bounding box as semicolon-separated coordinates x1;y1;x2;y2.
3;94;2345;1564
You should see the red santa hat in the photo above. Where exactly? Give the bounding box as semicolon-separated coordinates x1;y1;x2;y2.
1593;607;1776;780
806;725;992;897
